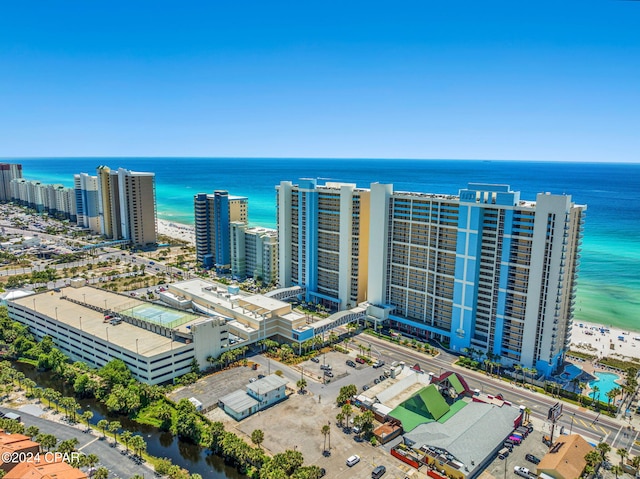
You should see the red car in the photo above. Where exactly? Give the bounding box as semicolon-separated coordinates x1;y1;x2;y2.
355;357;366;364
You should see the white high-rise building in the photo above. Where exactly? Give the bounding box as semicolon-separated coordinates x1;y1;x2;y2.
230;223;278;283
277;178;370;310
277;179;585;377
74;173;100;232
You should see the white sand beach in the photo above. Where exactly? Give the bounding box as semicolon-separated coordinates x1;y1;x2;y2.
157;218;195;245
570;319;640;361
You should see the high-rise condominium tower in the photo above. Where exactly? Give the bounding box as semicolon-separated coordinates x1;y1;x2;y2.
74;173;100;232
277;179;370;310
96;166;157;247
0;163;22;202
194;191;248;270
277;180;585;376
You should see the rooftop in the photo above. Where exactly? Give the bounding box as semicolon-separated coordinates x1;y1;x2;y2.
4;460;87;479
404;401;521;472
9;287;189;357
247;374;288;395
537;434;592;479
219;389;259;413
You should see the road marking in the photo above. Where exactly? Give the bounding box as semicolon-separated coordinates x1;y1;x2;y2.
579;418;590;429
599;426;608;435
78;436;100;451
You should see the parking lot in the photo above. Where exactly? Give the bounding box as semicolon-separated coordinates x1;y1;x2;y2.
167;364;264;410
481;426;550;479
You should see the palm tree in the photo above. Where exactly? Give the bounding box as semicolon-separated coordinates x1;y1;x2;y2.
97;419;108;438
514;364;522;385
81;411;93;431
597;442;611;462
121;430;133;452
251;429;264;449
592;385;601;404
617;448;629;466
630;455;640;473
108;420;121;444
130;435;146;457
611;464;623;479
321;424;330;453
296;378;307;393
578;382;587;405
341;404;353;429
336;412;345;428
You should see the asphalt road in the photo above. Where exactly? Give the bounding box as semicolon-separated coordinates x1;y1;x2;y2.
1;406;153;479
360;333;640;453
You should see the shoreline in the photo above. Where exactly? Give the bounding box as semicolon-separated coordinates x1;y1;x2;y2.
157;218;195;246
569;319;640;360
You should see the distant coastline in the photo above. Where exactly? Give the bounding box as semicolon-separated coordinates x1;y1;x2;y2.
9;157;640;333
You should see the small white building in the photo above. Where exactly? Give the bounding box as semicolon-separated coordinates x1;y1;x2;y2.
219;374;289;421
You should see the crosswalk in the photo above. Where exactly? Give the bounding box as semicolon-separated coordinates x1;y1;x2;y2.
577;417;608;434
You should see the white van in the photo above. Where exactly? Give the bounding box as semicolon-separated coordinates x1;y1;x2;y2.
346;455;361;467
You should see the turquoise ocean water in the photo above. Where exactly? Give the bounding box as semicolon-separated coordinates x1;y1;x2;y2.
9;158;640;333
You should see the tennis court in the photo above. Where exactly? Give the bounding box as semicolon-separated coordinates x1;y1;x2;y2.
119;303;197;328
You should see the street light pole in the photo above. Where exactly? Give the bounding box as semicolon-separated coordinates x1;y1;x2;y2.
570;413;575;435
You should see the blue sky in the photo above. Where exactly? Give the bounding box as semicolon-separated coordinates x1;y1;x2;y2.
1;1;639;162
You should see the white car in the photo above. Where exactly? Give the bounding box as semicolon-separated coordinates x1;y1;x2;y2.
514;466;530;478
346;455;360;467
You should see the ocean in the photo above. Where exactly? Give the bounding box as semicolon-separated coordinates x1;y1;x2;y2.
10;157;640;333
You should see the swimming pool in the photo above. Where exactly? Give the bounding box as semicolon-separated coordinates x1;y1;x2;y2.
589;372;621;399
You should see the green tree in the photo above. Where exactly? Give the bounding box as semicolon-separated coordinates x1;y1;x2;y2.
36;433;57;451
121;430;133;452
57;438;79;454
341;403;353;429
321;424;330;452
251;429;265;449
97;419;109;438
296;378;307;393
336;384;357;405
611;465;623;479
108;420;121;444
94;467;109;479
81;410;93;431
617;448;629;466
172;398;202;443
271;449;304;476
130;434;147;457
25;425;39;439
157;401;174;431
597;441;611;461
155;457;173;475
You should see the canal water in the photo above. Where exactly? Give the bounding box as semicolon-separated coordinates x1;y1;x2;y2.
13;362;244;479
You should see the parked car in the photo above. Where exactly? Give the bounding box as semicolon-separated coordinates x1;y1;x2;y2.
362;385;370;391
373;360;385;368
525;454;540;465
311;357;320;363
356;357;366;364
324;370;334;377
372;465;386;478
320;364;332;370
346;455;360;467
514;466;530;478
346;360;356;367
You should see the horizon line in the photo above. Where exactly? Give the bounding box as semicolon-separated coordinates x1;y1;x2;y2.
2;156;639;165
